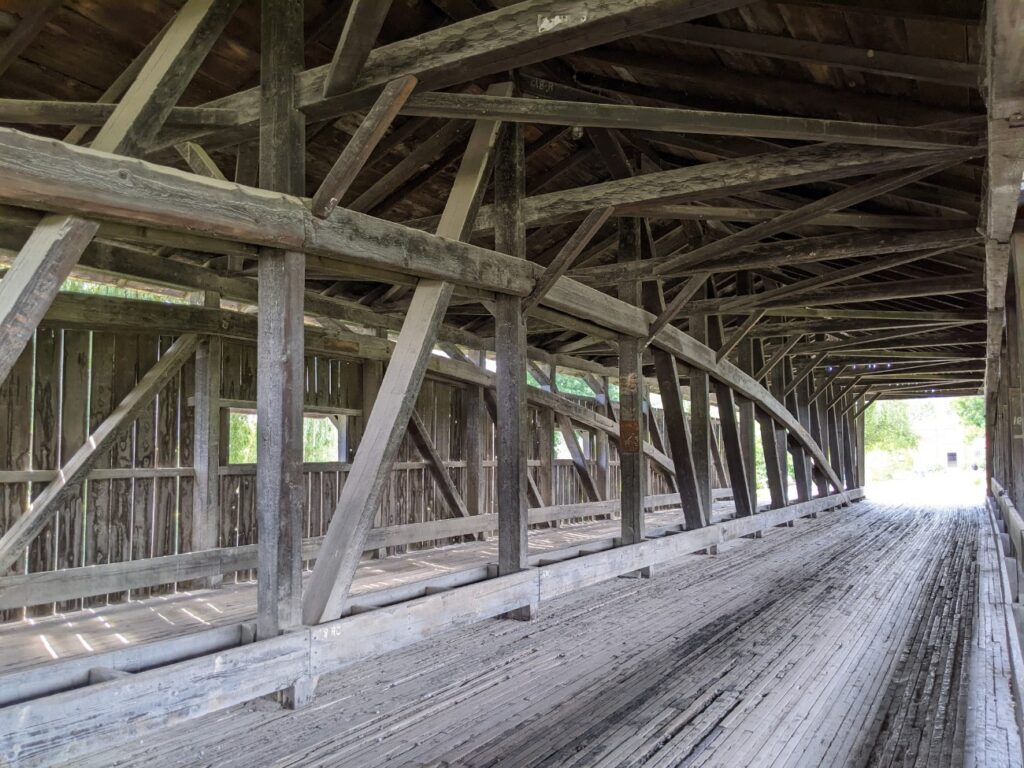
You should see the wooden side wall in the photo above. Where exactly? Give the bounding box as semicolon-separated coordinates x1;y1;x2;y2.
0;322;716;619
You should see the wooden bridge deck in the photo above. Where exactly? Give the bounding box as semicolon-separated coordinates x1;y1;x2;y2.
31;497;1019;768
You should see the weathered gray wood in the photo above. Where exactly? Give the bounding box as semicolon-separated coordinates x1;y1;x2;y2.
302;83;506;624
0;335;197;574
651;159;969;282
496;295;531;585
408;409;471;520
689;301;713;514
0;99;239;129
158;0;751;150
490;106;532;609
191;300;222;589
175;141;228;179
303;280;455;625
472;144;979;232
255;0;306;641
401;91;975;149
640;248;707;530
322;0;394;97
716;310;767;363
707;304;755;517
523;206;613;311
0;489;858;767
574;228;981;285
556;412;604;504
312;75;418;218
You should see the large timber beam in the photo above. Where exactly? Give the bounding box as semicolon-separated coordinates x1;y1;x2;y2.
399;92;975;149
471;144;981;232
256;0;306;641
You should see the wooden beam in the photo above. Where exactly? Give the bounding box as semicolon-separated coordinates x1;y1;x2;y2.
784;353;829;398
0;335;197;574
716;310;767;362
155;0;752;150
64;19;172;146
754;335;802;380
311;75;418;218
256;0;306;641
647;23;980;87
0;99;239;129
176;141;228;179
573;228;982;286
399;91;976;149
472;144;980;232
322;0;394;97
611;203;971;230
408;409;471;520
0;0;63;79
523;206;613;311
302;83;506;625
347;118;470;213
191;295;222;589
717;249;951;314
494;114;533;612
654;160;970;277
557;413;604;504
0;0;240;388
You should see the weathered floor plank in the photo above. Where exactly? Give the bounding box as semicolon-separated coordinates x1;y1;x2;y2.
38;497;1014;768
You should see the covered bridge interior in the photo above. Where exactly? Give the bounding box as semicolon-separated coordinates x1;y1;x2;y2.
0;0;1022;765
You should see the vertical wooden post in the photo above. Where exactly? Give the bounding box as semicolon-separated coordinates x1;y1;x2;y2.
493;118;533;619
707;294;755;518
689;307;713;517
594;375;611;501
256;0;305;643
642;288;706;529
751;340;786;510
617;218;648;563
736;273;759;513
191;291;221;589
856;404;866;488
785;356;813;502
361;330;386;557
462;375;484;520
618;335;647;547
537;362;556;508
